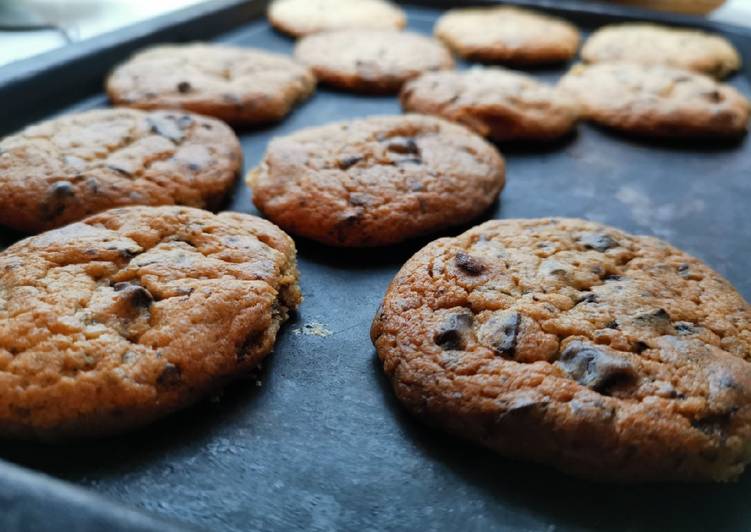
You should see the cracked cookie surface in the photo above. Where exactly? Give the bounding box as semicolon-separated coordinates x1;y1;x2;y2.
295;30;453;93
559;63;750;138
268;0;406;37
0;206;301;440
107;43;315;124
0;108;242;234
247;114;505;247
434;6;580;64
371;218;751;482
401;67;579;142
582;23;741;79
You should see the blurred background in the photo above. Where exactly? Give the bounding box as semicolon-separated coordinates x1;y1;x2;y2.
0;0;750;68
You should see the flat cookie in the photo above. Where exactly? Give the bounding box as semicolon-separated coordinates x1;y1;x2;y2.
0;108;242;234
559;63;750;138
268;0;406;37
371;218;751;482
401;67;579;142
434;6;580;64
247;115;505;247
294;30;454;93
0;206;301;440
582;23;741;79
107;43;315;124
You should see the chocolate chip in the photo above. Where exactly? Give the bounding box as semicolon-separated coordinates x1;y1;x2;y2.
692;412;734;439
157;363;182;387
635;308;671;325
41;181;76;219
396;157;422;165
176;115;193;130
579;233;619;252
348;192;371;206
604;274;623;282
187;163;201;172
114;282;153;308
434;312;474;351
108;164;132;177
337;155;363;170
633;341;649;354
237;330;264;361
455;252;485;276
605;320;619;330
177;81;192;93
51;181;75;197
703;90;723;103
675;322;696;335
678;264;690;275
386;137;420;155
575;292;598;306
559;342;637;394
486;312;521;358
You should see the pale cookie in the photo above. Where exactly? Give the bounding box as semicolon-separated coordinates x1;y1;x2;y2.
268;0;406;37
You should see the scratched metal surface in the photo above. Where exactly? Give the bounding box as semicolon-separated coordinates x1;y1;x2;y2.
1;2;751;531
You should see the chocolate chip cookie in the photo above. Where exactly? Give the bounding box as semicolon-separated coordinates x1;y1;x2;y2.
582;23;741;79
107;43;315;124
0;206;301;440
294;30;454;93
401;67;579;142
0;108;242;234
371;218;751;482
559;63;750;138
268;0;406;37
434;6;580;64
247;115;505;247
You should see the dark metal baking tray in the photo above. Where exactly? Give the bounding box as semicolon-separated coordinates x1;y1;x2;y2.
1;0;750;530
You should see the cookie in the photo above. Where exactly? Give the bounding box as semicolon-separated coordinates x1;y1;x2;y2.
0;109;242;234
400;67;579;142
294;30;454;93
559;63;750;138
581;23;741;79
434;6;580;64
0;206;301;440
268;0;406;37
107;43;315;124
247;115;505;247
371;218;751;482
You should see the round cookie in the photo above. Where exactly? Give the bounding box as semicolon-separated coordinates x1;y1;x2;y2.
434;6;580;64
0;206;301;440
0;108;242;234
371;218;751;482
581;23;741;79
294;30;454;93
559;63;750;138
268;0;406;37
400;67;579;142
247;114;505;247
107;43;316;125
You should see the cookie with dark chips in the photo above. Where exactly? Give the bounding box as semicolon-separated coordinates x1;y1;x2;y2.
0;108;242;233
0;206;301;440
559;63;750;137
295;30;454;93
247;114;505;247
371;218;751;482
107;43;315;124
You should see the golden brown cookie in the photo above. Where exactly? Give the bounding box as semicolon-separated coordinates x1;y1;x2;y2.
247;115;505;247
371;218;751;482
0;206;301;440
268;0;406;37
106;43;315;125
559;63;750;138
400;67;579;142
0;108;242;234
295;30;454;93
581;23;741;79
434;6;580;64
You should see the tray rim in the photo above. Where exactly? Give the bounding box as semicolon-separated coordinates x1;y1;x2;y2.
1;1;751;531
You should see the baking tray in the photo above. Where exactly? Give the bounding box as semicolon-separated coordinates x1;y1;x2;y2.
1;0;750;530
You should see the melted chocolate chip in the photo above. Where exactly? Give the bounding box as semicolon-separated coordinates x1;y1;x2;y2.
633;341;649;354
579;233;619;252
605;320;619;330
692;412;734;439
455;252;485;276
387;137;420;155
113;282;153;308
147;115;187;143
559;342;637;394
635;308;671;325
177;81;192;93
604;274;623;282
237;330;264;361
675;322;697;335
157;363;182;387
108;164;132;177
434;312;473;351
337;155;363;170
487;312;521;358
575;292;598;306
